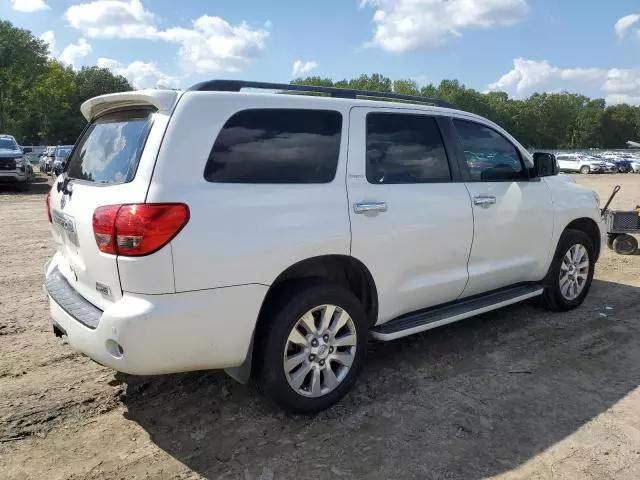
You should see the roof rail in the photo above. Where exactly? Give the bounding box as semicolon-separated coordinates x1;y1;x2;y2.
188;79;455;109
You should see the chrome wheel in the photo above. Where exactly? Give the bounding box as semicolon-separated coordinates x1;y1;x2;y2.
559;244;589;300
283;304;357;398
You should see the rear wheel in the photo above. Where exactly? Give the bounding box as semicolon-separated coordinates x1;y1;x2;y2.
541;229;595;312
255;282;367;414
612;234;638;255
579;165;590;174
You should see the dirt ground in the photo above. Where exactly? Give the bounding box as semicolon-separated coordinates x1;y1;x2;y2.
0;173;639;480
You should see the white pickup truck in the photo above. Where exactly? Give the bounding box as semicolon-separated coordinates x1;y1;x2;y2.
44;81;604;413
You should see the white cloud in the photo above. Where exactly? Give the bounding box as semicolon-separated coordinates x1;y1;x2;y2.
65;0;157;39
488;58;640;105
292;60;317;77
158;16;269;73
59;38;92;67
614;14;640;40
39;31;92;68
64;0;269;72
97;57;180;89
40;30;56;57
360;0;529;52
11;0;50;12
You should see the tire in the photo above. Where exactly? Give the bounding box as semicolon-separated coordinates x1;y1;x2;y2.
612;234;638;255
17;180;30;192
254;281;367;414
541;229;595;312
606;234;617;250
579;165;590;174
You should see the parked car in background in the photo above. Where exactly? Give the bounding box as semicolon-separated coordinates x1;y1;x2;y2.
602;160;618;174
51;145;74;177
0;134;34;190
44;82;604;414
40;146;55;173
596;153;632;173
556;153;608;174
630;160;640;173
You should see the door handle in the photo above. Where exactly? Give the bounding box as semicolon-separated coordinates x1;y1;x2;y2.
473;196;497;206
353;202;387;214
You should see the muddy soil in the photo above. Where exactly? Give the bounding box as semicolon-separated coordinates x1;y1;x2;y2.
0;174;639;480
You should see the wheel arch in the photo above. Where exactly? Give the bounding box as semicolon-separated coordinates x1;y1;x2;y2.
563;217;601;260
225;255;378;384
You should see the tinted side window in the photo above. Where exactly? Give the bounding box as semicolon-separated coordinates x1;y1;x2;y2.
205;109;342;183
366;113;450;184
453;119;524;181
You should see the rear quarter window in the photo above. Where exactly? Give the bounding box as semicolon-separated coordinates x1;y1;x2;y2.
66;109;154;185
204;108;343;183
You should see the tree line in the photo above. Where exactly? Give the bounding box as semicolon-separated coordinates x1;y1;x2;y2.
292;74;640;149
1;21;132;145
3;20;639;148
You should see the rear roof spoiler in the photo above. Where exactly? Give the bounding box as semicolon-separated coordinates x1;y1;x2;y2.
80;90;182;121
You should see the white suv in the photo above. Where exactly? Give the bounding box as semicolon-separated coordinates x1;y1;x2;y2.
45;81;604;413
556;153;610;174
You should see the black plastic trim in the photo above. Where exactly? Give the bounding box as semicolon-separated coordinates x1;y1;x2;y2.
188;79;455;109
45;266;103;330
373;283;542;336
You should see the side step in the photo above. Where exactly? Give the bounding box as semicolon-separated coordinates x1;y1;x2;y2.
371;283;543;341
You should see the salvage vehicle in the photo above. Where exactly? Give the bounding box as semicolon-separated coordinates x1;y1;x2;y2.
0;134;33;190
45;81;605;413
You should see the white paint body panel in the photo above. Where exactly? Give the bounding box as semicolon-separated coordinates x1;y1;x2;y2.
49;114;173;308
44;89;604;377
147;92;352;291
461;180;554;297
46;257;267;374
347;107;473;324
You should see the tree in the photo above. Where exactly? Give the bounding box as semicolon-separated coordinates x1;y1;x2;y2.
293;73;640;148
0;21;134;144
0;21;48;139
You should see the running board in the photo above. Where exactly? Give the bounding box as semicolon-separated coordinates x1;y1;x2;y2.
371;283;544;341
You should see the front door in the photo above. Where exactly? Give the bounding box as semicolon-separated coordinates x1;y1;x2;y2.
347;107;474;324
451;118;555;298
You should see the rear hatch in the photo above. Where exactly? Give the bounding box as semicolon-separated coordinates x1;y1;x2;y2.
48;102;170;310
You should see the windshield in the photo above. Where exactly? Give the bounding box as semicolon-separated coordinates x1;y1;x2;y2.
66;109;154;184
55;147;72;158
0;138;18;150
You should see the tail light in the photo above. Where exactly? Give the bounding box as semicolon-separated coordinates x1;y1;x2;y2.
46;191;52;223
92;204;189;256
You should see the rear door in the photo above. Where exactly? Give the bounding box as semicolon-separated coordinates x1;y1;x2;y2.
48;108;164;310
347;107;474;324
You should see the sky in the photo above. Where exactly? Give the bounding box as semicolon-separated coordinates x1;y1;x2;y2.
2;0;640;104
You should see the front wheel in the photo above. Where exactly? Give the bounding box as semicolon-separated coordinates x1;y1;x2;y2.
255;282;367;414
580;165;590;174
541;229;595;312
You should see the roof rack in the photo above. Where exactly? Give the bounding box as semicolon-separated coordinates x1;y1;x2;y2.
188;79;455;109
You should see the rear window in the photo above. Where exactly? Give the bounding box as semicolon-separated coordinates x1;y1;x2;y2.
66;109;154;185
204;108;342;183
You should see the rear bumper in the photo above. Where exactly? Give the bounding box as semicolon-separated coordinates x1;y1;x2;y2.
44;260;268;375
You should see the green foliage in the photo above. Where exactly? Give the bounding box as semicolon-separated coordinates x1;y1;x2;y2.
292;74;640;148
0;21;133;145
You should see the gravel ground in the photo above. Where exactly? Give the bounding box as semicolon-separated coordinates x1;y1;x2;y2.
0;173;639;480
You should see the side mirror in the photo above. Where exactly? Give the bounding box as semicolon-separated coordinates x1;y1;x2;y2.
533;152;558;177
